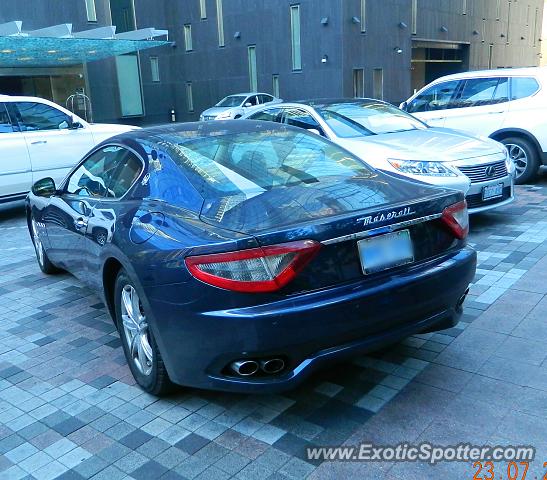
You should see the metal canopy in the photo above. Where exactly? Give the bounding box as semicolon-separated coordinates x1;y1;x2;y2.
0;21;169;68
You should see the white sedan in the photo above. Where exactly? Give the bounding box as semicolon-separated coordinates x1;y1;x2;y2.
0;95;137;204
200;93;282;121
244;99;516;214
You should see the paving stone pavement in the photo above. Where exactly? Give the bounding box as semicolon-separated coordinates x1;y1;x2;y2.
1;176;546;479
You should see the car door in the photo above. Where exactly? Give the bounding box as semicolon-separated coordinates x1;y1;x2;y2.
42;146;121;279
0;102;32;202
242;95;259;115
405;79;461;127
83;147;144;291
13;101;95;186
441;77;509;136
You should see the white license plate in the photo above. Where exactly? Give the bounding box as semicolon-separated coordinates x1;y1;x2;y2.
357;229;414;275
482;183;503;200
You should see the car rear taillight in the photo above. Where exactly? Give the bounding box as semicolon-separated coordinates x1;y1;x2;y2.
185;240;321;293
441;200;469;240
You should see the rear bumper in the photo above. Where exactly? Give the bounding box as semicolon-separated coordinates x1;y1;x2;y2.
146;246;476;393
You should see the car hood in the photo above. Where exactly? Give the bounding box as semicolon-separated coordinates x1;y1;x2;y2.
199;173;459;235
337;127;505;162
201;106;237;117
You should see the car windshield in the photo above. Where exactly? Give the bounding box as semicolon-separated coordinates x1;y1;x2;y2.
156;129;374;201
216;95;247;107
316;102;427;138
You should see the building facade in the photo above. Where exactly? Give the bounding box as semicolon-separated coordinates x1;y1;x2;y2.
0;0;544;125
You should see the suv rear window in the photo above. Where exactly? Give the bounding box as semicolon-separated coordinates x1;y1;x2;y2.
511;77;539;100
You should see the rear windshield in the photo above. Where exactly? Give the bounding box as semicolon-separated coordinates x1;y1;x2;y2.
156;129;373;201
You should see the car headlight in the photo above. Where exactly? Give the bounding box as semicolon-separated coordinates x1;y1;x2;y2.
388;159;458;177
216;111;233;120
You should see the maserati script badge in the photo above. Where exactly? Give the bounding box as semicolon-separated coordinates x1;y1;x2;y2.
359;206;415;226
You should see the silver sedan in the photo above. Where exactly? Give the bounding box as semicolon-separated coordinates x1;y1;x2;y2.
243;99;516;214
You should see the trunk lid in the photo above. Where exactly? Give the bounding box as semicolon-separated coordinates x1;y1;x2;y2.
199;174;464;293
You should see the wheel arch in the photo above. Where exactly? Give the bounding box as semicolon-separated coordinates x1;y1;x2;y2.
489;128;543;159
102;257;124;321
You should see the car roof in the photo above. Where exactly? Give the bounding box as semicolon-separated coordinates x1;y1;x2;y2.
0;94;53;102
251;98;390;109
428;66;547;83
106;119;295;143
224;92;272;97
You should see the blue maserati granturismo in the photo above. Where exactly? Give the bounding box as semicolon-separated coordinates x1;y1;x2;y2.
26;121;476;395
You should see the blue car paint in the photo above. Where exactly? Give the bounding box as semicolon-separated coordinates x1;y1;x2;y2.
27;121;476;393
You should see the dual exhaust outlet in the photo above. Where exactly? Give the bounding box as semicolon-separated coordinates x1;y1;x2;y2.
231;358;285;376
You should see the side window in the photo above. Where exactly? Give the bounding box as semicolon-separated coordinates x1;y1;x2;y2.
281;108;323;134
0;104;14;133
66;146;135;198
248;108;282;122
109;152;143;198
259;94;273;104
246;96;258;106
15;102;71;131
406;80;460;113
511;77;540;100
453;77;507;108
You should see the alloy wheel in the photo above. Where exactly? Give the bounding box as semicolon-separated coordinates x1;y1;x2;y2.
506;143;528;179
31;218;44;267
120;285;153;376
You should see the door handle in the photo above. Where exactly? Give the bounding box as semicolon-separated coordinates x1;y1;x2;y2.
74;218;88;230
31;140;48;145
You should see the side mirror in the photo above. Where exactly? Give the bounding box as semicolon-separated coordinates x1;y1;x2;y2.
32;177;57;197
68;116;83;129
399;101;408;111
244;102;253;107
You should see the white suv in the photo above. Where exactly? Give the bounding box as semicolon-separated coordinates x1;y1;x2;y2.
0;95;137;204
402;67;547;184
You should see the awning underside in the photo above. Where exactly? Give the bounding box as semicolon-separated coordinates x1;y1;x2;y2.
0;22;169;68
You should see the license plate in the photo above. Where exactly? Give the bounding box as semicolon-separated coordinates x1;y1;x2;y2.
357;229;414;275
482;183;503;200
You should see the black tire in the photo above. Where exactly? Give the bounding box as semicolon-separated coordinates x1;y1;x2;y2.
28;215;60;275
114;270;175;396
501;136;540;185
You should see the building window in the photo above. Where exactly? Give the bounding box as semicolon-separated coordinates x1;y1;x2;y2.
353;69;364;98
216;0;225;47
200;0;207;19
496;0;501;20
115;55;144;116
85;0;97;22
481;18;486;42
488;44;494;68
109;0;136;33
506;1;511;44
360;0;366;33
248;46;258;92
290;5;302;71
272;74;280;98
533;7;539;47
184;24;193;51
411;0;417;35
373;68;383;100
150;56;160;82
462;0;467;15
186;82;194;112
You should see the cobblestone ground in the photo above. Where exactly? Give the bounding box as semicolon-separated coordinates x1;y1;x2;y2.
1;176;547;480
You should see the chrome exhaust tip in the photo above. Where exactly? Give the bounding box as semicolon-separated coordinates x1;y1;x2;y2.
231;360;259;376
260;358;285;374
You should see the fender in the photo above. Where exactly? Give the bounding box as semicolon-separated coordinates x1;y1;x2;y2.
489;128;547;163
